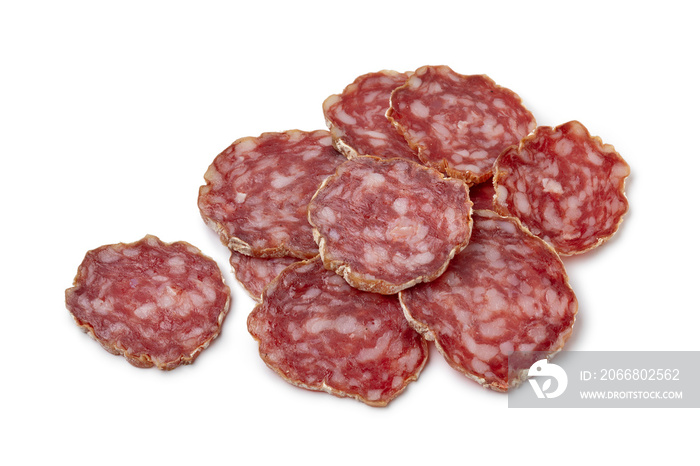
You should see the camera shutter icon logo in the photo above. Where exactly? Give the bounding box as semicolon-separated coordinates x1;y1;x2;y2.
527;359;568;399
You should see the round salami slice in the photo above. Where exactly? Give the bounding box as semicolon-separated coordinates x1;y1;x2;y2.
399;211;577;391
322;70;420;162
65;235;231;370
493;120;630;255
198;130;346;259
469;178;497;211
308;156;472;295
387;65;536;185
247;257;428;407
229;251;298;302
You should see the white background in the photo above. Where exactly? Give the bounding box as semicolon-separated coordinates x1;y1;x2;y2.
1;1;697;463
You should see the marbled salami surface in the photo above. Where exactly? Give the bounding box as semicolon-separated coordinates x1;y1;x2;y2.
400;211;577;391
65;235;231;370
198;130;345;258
248;257;428;406
323;70;419;162
308;156;472;294
388;65;536;185
494;120;630;255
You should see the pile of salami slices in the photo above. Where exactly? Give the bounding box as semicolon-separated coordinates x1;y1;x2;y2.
66;65;629;407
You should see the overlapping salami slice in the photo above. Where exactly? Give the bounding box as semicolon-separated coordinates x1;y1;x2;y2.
247;257;428;406
469;178;497;211
494;120;630;255
399;211;577;391
229;252;298;302
308;156;472;294
388;65;536;185
65;235;231;370
322;70;419;162
198;130;346;258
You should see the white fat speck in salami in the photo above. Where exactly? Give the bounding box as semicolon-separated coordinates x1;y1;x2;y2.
399;211;577;391
493;120;630;255
198;130;346;258
247;257;428;407
65;235;231;370
323;70;420;162
229;251;298;302
387;65;536;185
308;156;472;294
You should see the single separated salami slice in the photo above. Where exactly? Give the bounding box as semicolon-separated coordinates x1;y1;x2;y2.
322;70;420;162
247;257;428;407
493;120;630;255
65;235;231;370
198;130;346;258
399;211;577;391
387;65;536;185
229;251;298;302
308;156;472;294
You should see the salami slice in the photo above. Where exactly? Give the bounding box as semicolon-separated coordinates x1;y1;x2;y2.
493;120;630;255
308;156;472;294
469;178;496;211
229;251;298;302
65;235;231;370
399;211;577;391
247;257;428;407
198;130;346;258
322;70;420;162
387;65;536;185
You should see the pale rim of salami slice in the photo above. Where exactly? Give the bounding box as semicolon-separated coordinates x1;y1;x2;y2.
247;257;429;407
65;235;231;370
308;155;473;295
197;129;345;259
387;65;536;185
399;210;578;392
322;69;419;162
493;120;630;256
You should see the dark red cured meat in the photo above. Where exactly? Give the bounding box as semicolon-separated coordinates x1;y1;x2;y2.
198;130;346;259
229;251;298;302
399;211;577;391
247;257;428;406
65;235;231;370
387;65;536;185
469;178;496;211
322;70;420;162
308;156;472;294
494;120;630;255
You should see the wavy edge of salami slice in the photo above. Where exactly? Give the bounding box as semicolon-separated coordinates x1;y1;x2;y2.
493;120;630;256
398;210;578;392
308;155;473;295
469;176;498;211
247;257;429;407
228;250;299;303
387;65;535;186
197;132;285;258
197;129;338;259
65;234;231;370
322;93;361;159
322;69;412;160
